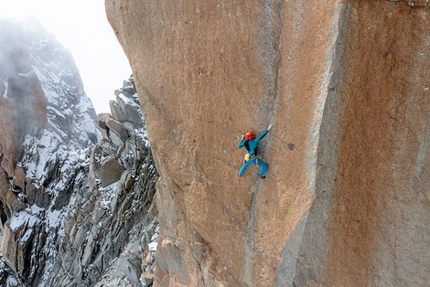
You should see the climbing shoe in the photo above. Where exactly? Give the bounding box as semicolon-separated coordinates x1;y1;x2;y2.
260;175;266;179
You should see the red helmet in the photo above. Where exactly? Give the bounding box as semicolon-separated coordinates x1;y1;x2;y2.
245;132;256;140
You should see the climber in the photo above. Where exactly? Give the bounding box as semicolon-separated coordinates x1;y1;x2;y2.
238;124;273;179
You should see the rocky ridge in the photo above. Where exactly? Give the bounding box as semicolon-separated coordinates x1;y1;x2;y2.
44;77;159;287
0;19;158;287
0;18;99;286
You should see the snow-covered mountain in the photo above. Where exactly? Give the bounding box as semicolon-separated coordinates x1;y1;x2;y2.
0;19;158;287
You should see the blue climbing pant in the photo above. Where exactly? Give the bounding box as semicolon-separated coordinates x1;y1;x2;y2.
239;158;268;177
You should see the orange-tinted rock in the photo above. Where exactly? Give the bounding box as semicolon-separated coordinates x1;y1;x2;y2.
106;1;430;286
0;170;26;212
1;214;37;274
0;21;48;177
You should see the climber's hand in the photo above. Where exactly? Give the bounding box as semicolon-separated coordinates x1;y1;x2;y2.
268;123;273;131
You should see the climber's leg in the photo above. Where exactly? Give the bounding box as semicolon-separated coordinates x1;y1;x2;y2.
239;160;252;176
257;159;268;177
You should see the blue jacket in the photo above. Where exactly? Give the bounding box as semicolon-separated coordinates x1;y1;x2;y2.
238;130;268;156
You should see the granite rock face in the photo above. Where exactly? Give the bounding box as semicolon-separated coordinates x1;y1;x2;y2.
106;1;430;286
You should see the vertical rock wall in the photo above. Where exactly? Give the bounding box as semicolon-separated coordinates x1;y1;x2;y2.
106;1;430;286
305;2;430;286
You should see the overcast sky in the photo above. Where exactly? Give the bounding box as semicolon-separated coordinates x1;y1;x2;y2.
0;0;132;114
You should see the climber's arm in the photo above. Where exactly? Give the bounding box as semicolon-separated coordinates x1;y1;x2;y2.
256;130;269;141
238;135;245;148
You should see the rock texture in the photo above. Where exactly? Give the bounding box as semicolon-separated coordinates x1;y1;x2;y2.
106;1;430;286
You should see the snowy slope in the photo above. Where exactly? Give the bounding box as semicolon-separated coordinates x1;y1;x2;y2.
25;17;99;146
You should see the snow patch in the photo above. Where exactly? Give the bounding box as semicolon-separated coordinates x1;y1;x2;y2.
3;77;8;98
18;71;35;78
9;211;39;232
148;242;157;251
118;93;140;109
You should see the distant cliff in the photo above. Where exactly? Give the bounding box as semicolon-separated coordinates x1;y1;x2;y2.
0;19;158;287
106;1;430;286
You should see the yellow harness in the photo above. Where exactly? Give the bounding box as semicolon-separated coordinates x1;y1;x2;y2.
244;153;258;162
